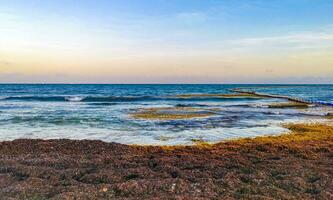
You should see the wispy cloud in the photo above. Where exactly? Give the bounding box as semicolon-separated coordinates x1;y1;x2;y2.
231;32;333;46
226;28;333;55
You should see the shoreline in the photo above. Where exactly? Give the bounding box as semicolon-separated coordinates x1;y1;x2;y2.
0;123;332;199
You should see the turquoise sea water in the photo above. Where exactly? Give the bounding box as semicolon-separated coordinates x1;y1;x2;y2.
0;84;332;145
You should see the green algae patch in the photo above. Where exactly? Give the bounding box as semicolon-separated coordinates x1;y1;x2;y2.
158;136;175;141
190;139;213;148
268;102;309;109
175;93;265;98
131;107;216;120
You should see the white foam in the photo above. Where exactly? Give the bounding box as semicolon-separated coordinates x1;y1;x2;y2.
65;96;85;102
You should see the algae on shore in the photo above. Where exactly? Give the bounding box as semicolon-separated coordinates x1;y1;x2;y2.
233;123;333;145
0;123;332;199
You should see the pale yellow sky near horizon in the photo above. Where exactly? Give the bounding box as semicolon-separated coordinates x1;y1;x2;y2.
1;47;332;83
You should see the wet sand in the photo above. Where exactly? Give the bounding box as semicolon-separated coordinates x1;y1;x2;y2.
0;124;332;199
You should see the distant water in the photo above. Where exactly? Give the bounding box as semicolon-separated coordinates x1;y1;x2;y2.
0;84;332;145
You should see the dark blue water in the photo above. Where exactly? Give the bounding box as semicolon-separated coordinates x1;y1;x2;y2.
0;84;332;145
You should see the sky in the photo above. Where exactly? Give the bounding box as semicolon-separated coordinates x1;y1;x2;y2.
0;0;333;83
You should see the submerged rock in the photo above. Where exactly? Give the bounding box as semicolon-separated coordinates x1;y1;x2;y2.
131;107;216;120
268;102;309;109
325;113;333;119
175;93;265;98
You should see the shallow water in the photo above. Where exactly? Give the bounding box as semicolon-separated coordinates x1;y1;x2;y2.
0;84;332;145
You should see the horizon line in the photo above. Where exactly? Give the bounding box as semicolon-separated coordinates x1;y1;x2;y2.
0;83;332;85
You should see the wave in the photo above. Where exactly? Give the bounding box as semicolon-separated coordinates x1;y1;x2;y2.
87;102;118;106
65;96;85;102
1;115;105;126
175;103;209;107
0;95;263;103
4;96;66;101
3;94;330;105
1;96;154;102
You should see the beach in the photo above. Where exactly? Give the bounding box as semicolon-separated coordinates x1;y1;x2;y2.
0;123;332;199
2;0;333;199
0;84;332;199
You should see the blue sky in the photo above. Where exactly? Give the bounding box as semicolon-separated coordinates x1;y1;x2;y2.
0;0;333;83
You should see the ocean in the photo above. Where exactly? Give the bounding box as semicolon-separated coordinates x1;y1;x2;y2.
0;84;332;145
